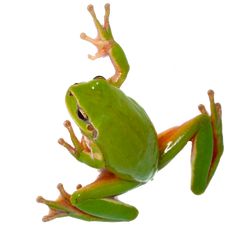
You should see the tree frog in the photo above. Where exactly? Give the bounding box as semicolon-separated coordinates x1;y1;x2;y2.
37;4;224;222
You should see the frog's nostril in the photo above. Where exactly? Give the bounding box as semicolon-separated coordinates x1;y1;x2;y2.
68;91;73;96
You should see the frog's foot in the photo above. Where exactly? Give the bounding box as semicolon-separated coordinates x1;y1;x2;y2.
198;90;223;155
37;183;79;222
198;90;223;181
58;120;82;156
37;183;102;221
80;4;114;60
80;4;129;88
80;33;112;60
58;119;98;157
58;120;104;169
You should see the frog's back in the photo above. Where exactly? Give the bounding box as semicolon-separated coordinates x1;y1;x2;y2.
94;83;159;182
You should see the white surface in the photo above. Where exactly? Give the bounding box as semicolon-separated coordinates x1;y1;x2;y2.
0;0;235;235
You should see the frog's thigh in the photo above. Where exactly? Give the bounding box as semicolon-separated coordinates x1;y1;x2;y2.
71;171;140;221
157;114;214;194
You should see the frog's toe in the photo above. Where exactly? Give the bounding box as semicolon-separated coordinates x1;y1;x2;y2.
198;104;209;115
57;183;71;199
37;183;109;222
198;90;222;122
37;184;70;222
80;32;98;45
36;195;68;222
198;90;224;182
197;89;223;154
215;102;222;118
87;4;96;17
207;89;223;125
37;183;75;222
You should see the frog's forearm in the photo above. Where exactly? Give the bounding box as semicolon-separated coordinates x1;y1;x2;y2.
108;42;130;87
76;151;105;169
59;138;104;169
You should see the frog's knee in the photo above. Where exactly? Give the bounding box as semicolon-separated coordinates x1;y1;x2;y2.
70;191;83;207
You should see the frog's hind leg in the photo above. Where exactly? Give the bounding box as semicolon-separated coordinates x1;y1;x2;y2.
37;171;140;222
37;184;102;222
157;90;223;195
70;171;140;221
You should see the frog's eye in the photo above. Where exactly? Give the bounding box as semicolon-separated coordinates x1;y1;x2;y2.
93;75;105;80
77;107;88;121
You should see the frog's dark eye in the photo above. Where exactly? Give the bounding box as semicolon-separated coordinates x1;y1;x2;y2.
93;75;105;80
77;107;88;121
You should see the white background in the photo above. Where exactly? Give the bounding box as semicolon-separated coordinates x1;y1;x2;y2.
0;0;235;235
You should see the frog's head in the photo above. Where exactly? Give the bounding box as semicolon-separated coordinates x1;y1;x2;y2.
65;76;111;139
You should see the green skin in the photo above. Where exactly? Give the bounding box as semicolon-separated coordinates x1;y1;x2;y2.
37;4;224;222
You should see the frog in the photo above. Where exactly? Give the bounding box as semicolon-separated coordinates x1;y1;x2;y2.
37;3;224;222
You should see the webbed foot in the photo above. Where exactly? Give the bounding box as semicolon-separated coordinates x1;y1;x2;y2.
198;90;223;181
37;183;102;222
80;4;130;87
80;4;113;60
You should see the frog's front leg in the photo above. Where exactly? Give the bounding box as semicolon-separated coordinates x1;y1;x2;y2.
58;120;105;169
80;4;130;88
157;90;223;194
37;171;140;222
